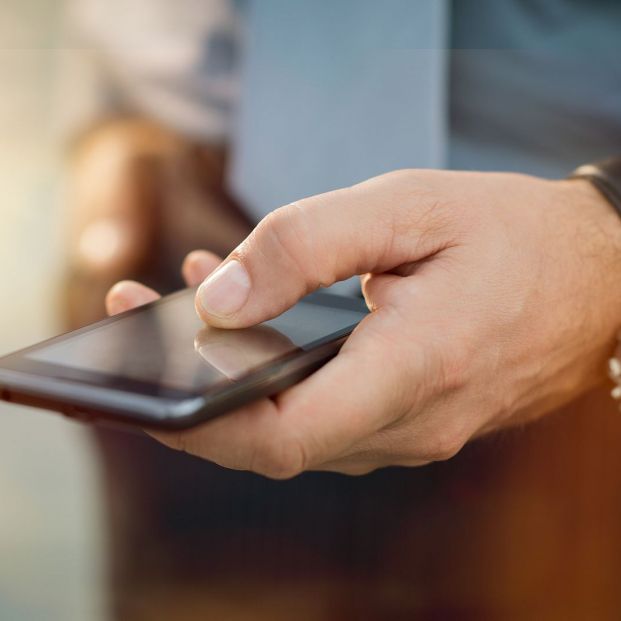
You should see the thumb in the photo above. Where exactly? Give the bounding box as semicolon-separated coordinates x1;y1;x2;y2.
195;170;450;327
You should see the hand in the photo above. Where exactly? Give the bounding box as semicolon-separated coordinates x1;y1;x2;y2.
108;170;621;478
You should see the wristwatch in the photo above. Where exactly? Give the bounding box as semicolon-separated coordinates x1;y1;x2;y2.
569;157;621;401
569;157;621;219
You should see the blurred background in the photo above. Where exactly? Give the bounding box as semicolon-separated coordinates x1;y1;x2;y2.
2;1;621;620
0;1;107;620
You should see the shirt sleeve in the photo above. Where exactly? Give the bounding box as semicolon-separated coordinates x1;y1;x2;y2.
58;0;242;143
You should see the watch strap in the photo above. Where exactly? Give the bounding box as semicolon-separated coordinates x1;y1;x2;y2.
569;157;621;218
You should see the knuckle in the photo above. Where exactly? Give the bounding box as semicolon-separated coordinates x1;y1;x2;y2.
387;170;461;250
254;204;323;287
426;428;466;462
381;168;420;185
250;434;308;480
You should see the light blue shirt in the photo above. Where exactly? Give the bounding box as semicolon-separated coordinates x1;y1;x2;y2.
230;0;448;219
230;0;621;220
449;0;621;179
68;0;621;219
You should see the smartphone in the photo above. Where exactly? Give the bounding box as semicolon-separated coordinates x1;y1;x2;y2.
0;289;368;430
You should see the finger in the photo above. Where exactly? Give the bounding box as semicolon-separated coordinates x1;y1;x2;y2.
271;266;469;473
149;398;286;476
265;311;417;469
181;249;222;287
195;170;454;327
105;280;160;316
158;261;463;477
151;309;419;479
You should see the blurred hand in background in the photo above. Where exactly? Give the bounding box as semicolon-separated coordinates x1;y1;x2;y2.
62;0;249;329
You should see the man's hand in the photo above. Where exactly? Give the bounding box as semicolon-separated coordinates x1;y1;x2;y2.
107;170;621;478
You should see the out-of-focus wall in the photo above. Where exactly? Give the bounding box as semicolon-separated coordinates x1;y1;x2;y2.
0;2;107;619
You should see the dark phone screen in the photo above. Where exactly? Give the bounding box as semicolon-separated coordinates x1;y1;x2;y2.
25;291;367;393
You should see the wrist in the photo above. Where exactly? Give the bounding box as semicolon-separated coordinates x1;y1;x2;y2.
562;177;621;390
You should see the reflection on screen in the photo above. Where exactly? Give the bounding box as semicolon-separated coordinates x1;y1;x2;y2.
28;291;366;392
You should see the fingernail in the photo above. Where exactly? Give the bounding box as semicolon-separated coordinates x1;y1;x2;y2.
197;260;250;318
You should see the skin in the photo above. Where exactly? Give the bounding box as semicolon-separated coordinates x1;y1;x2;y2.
106;169;621;478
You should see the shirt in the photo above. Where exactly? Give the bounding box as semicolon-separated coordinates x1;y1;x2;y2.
65;0;621;220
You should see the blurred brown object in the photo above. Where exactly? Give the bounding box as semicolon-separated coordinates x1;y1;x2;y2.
380;386;621;619
64;116;251;327
98;388;621;621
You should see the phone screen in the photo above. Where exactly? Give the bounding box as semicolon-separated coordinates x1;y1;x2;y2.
24;290;367;394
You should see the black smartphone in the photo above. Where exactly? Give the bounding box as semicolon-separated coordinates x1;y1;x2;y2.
0;289;368;430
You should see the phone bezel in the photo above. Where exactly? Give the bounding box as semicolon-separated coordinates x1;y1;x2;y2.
0;290;368;430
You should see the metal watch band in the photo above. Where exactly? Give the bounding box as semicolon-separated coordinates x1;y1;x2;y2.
608;352;621;402
569;156;621;219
